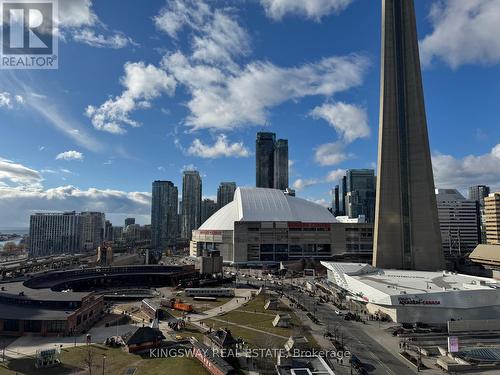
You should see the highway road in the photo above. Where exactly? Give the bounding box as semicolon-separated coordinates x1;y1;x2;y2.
240;276;417;375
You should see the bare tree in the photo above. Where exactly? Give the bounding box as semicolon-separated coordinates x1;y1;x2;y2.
83;346;95;375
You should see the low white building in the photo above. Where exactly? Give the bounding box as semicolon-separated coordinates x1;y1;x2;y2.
321;261;500;324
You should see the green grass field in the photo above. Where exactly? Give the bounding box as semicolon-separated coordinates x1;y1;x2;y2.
0;344;209;375
201;293;314;349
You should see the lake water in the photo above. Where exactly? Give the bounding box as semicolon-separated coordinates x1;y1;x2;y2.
0;228;28;248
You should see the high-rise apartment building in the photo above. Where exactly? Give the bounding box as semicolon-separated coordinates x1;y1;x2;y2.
373;0;444;271
79;212;105;251
29;212;104;256
201;198;217;224
485;192;500;244
436;189;480;254
273;139;288;190
217;182;237;209
346;169;376;222
151;180;178;250
182;170;202;240
124;217;135;227
29;212;81;257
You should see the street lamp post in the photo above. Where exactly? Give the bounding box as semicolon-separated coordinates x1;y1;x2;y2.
102;355;106;375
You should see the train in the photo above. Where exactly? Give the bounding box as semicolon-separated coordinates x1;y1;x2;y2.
161;298;194;313
184;288;235;298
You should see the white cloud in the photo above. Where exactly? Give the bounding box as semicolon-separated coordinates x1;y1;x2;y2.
156;0;249;69
0;185;151;228
191;11;250;67
325;168;345;183
314;141;350;166
186;134;250;158
72;29;137;49
292;168;345;190
0;92;24;109
57;0;135;49
58;0;97;28
56;150;84;161
154;0;210;38
180;164;197;173
86;62;176;134
293;178;321;190
432;144;500;190
153;0;368;132
420;0;500;69
306;197;329;207
310;102;369;143
261;0;353;21
0;158;42;187
0;66;104;153
0;157;151;227
163;52;369;131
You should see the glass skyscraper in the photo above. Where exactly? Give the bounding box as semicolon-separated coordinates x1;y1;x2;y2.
256;132;276;188
151;180;178;250
181;170;202;240
273;139;288;190
346;169;376;222
255;132;289;190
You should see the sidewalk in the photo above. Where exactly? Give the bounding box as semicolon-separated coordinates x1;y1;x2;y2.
187;288;253;323
5;323;139;358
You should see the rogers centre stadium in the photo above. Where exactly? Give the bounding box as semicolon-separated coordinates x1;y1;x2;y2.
190;187;373;265
321;262;500;324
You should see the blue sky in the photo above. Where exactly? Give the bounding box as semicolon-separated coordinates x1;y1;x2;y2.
1;0;500;227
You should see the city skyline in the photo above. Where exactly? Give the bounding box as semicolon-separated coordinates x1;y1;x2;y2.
1;0;500;228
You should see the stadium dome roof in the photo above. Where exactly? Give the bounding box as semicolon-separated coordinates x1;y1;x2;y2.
199;187;337;231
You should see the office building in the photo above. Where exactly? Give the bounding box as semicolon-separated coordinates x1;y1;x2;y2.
373;0;444;271
469;185;491;243
190;188;373;264
182;170;202;240
151;181;178;250
29;212;81;257
125;217;135;227
201;198;217;224
274;139;289;190
485;192;500;244
79;212;105;251
345;169;376;222
436;189;480;254
331;186;340;216
217;182;236;209
338;176;347;216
